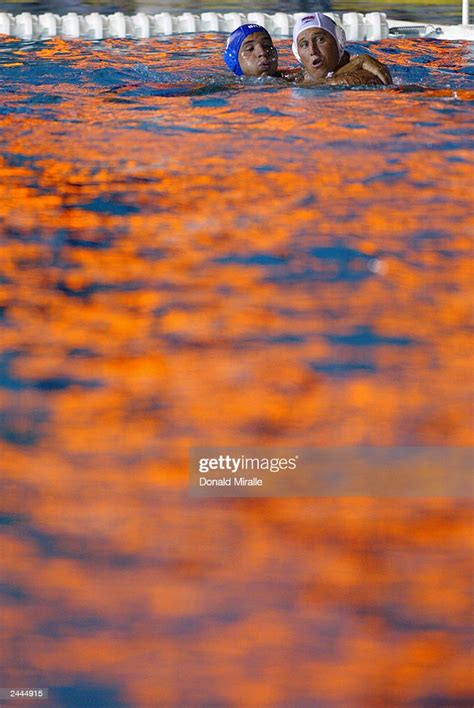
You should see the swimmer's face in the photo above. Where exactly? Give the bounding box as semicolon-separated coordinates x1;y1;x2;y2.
238;32;278;77
297;28;340;79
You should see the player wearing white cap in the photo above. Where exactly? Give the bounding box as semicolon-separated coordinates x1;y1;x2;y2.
292;13;392;86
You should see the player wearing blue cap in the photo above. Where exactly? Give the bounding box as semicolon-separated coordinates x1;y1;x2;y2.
224;24;280;77
223;20;391;86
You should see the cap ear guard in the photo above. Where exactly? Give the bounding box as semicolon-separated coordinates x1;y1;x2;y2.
334;24;347;60
291;36;301;63
224;31;243;75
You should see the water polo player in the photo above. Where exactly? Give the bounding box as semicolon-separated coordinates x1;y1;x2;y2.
292;13;392;85
223;20;391;86
223;24;281;77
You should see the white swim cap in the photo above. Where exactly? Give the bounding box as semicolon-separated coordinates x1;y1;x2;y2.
292;13;346;63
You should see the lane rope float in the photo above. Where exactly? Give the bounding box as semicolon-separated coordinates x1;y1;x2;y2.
0;10;472;41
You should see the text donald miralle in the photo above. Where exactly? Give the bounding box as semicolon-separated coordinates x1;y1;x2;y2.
198;455;299;487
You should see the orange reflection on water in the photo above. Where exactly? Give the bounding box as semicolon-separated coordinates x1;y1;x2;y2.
0;34;473;706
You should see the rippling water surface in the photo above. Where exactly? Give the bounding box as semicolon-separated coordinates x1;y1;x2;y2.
0;34;473;707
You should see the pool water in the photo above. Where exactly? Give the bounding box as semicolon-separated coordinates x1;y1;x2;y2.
0;33;473;707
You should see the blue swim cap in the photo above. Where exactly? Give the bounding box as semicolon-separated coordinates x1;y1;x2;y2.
224;24;270;76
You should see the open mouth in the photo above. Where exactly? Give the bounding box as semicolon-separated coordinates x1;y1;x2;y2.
311;58;324;69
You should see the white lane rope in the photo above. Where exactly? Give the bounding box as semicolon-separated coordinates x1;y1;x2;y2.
0;10;472;41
